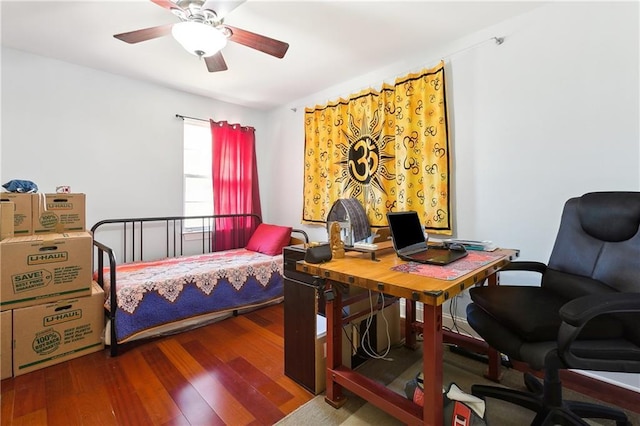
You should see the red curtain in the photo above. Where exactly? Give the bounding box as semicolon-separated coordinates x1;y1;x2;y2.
210;120;262;250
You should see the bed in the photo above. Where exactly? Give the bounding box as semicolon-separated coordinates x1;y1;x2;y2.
91;213;308;356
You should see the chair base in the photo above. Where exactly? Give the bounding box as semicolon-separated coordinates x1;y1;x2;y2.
472;373;631;426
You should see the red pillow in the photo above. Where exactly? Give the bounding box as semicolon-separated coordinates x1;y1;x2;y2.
245;223;292;256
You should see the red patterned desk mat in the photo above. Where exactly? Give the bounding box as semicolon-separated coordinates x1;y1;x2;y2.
390;251;505;280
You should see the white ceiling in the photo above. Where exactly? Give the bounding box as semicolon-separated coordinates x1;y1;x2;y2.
1;0;543;110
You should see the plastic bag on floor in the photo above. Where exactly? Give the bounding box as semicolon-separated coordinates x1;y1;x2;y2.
404;372;487;425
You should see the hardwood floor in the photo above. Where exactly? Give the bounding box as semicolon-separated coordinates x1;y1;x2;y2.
2;303;638;425
0;304;313;426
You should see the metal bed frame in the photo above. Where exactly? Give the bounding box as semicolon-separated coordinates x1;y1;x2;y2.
91;214;308;356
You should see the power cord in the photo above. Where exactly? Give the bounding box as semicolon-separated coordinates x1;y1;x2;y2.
449;294;475;337
359;290;393;361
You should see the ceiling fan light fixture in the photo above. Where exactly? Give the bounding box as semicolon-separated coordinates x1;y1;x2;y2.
171;21;227;58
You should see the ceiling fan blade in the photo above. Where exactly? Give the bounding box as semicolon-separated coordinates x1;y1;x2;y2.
150;0;183;12
205;52;228;72
114;23;174;44
223;25;289;59
202;0;246;19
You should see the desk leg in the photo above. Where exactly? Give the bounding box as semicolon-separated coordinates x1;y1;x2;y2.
485;273;502;382
325;281;347;408
405;299;417;349
422;304;443;426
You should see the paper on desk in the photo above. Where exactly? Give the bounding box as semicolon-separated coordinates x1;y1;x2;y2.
440;238;498;251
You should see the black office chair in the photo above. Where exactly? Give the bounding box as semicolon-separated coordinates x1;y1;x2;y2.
466;192;640;426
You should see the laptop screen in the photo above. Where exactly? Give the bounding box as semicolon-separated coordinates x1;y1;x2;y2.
387;211;427;253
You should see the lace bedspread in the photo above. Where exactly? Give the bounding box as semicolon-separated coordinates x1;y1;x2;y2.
100;248;284;342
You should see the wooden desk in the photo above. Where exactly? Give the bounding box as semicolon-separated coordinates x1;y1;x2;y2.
296;246;519;426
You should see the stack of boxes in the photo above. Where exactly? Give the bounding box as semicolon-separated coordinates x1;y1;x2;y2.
0;193;105;379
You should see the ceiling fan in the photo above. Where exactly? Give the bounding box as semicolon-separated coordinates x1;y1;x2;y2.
113;0;289;72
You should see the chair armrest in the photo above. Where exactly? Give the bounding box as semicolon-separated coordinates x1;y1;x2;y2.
502;261;547;274
560;293;640;326
557;293;640;370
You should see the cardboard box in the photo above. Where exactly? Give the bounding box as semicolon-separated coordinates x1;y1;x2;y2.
0;232;93;311
13;282;105;376
311;302;401;394
32;193;86;234
0;193;32;236
0;201;14;240
1;310;12;379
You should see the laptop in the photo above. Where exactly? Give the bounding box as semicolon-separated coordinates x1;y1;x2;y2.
387;211;468;265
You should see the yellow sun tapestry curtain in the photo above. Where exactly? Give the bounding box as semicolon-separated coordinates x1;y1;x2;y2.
303;61;452;234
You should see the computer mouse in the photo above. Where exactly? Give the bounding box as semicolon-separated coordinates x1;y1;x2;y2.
448;243;467;252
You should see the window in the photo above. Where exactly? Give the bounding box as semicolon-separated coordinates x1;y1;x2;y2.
183;119;213;231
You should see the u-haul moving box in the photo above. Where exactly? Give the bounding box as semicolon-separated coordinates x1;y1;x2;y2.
32;193;86;234
0;201;14;240
1;310;12;379
0;231;93;311
12;282;105;376
0;193;32;236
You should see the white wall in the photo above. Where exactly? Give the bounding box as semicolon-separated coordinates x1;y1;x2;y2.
263;2;639;391
0;48;267;229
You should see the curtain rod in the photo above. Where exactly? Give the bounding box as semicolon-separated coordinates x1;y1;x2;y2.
176;113;256;132
444;36;504;59
175;114;209;123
